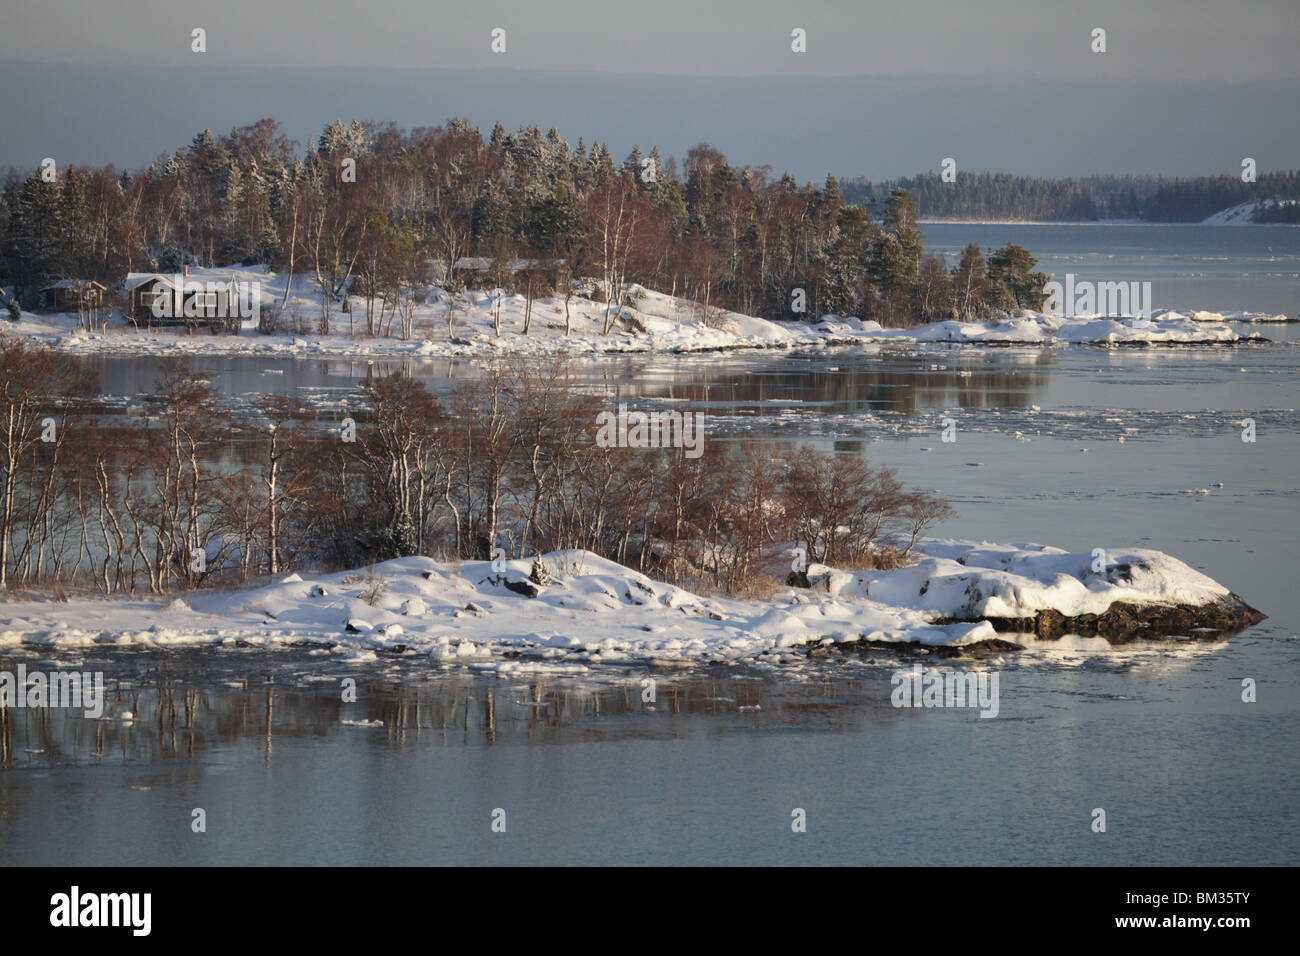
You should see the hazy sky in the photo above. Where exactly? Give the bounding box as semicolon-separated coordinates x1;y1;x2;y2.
1;0;1296;179
2;0;1296;80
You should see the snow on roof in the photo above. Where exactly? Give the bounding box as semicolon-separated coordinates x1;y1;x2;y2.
40;279;107;291
122;271;249;291
122;273;178;291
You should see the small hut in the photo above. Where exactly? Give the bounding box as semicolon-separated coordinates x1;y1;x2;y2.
39;279;107;312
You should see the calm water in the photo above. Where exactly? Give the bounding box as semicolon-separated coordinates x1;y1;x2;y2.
2;224;1297;865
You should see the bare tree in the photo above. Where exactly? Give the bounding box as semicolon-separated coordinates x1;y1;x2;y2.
0;339;94;588
585;175;652;335
898;491;956;557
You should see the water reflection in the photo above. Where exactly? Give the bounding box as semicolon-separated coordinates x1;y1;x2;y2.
1;634;1232;774
0;652;916;771
77;348;1056;420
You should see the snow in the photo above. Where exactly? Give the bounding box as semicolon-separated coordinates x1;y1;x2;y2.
1201;199;1300;226
1202;202;1262;226
1;264;1278;357
0;540;1242;673
815;538;1229;620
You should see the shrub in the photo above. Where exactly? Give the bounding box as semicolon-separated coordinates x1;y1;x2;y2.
343;565;388;606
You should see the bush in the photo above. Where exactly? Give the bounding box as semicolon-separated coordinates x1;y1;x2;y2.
258;302;282;335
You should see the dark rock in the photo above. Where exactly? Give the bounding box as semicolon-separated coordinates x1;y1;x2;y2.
503;578;541;598
808;636;1026;658
940;593;1267;643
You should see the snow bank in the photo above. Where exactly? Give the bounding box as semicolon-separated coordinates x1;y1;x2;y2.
0;540;1256;671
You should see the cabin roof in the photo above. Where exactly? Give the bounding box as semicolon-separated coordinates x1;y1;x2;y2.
122;273;179;291
40;279;108;291
122;272;245;292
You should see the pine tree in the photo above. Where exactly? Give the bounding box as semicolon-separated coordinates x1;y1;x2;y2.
524;188;581;258
820;174;843;214
58;168;91;278
529;556;551;586
881;188;921;284
472;180;513;242
589;143;616;185
623;145;645;180
14;171;63;290
822;205;873;315
987;244;1049;311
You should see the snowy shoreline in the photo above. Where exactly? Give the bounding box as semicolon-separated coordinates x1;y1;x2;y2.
3;265;1287;360
0;539;1264;674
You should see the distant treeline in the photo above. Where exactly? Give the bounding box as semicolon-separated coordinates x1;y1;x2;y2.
840;170;1300;222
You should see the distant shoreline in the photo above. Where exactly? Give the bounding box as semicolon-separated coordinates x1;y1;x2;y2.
919;218;1300;227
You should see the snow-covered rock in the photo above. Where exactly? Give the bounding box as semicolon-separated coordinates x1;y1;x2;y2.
0;541;1263;669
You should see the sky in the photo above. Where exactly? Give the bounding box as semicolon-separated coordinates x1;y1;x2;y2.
0;0;1296;179
3;0;1297;80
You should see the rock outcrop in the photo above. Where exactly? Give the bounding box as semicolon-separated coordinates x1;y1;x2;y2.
936;593;1266;643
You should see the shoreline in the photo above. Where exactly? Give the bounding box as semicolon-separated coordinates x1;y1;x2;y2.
7;314;1281;360
920;218;1300;227
6;266;1288;359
